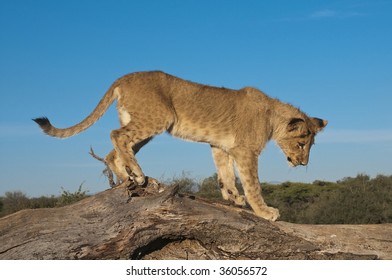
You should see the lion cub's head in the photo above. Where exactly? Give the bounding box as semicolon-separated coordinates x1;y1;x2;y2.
275;117;327;167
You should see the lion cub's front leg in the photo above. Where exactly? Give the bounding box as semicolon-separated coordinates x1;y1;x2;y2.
230;148;280;221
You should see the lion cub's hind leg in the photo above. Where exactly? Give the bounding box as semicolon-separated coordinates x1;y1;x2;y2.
110;127;146;185
105;137;154;185
110;110;174;186
110;126;158;186
211;146;246;206
105;149;129;184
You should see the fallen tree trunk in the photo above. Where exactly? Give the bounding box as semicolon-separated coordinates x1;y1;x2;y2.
0;184;391;260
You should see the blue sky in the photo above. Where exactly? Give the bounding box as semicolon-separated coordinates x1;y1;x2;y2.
1;0;391;197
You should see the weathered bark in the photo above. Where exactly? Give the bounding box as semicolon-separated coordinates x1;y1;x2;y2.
0;184;391;260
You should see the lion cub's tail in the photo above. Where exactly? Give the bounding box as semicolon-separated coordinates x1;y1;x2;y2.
33;84;118;138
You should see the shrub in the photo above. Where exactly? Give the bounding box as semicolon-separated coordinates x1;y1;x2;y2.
196;173;244;200
0;191;30;217
163;171;199;194
197;173;221;199
29;195;58;209
263;174;392;224
304;175;392;224
56;183;89;207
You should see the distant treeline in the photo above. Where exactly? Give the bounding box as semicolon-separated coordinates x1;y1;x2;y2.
0;185;88;218
1;174;391;224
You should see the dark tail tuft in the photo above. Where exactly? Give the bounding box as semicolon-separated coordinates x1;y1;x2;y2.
32;117;53;134
33;117;50;127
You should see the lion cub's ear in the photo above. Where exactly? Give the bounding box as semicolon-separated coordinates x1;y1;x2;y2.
287;118;306;132
311;117;328;132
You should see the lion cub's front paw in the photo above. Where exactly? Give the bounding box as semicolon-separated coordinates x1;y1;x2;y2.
265;206;280;221
255;206;280;221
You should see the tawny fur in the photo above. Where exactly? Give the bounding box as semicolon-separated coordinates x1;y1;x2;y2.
34;71;327;221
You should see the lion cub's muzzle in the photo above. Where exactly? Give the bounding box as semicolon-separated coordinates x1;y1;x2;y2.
287;156;308;167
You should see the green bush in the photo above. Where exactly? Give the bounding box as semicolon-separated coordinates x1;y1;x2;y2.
56;184;89;207
262;182;340;223
197;173;244;200
163;171;199;194
262;174;392;224
197;173;221;200
303;174;392;224
0;191;30;217
29;195;58;209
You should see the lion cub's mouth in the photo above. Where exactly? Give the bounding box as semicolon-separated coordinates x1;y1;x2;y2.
287;157;307;167
287;157;295;167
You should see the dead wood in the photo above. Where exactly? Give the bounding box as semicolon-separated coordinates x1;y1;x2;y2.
0;184;391;260
89;147;116;188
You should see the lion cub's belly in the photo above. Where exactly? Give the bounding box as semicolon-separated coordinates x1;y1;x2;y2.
169;119;235;148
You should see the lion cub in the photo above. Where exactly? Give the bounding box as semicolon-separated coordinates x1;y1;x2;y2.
34;71;327;221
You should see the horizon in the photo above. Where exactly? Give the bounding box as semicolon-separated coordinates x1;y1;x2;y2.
1;0;391;197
